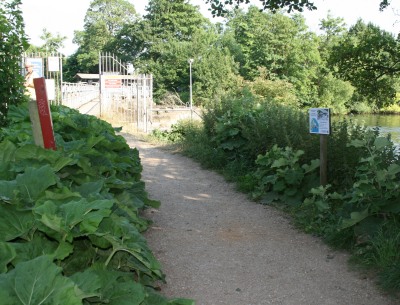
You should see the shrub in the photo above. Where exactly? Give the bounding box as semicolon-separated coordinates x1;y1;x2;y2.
251;145;320;205
0;0;28;127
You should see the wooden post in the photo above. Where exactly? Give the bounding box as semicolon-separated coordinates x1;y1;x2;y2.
320;134;328;186
33;77;56;150
28;100;45;147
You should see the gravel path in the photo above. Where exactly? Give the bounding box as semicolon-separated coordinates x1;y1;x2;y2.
122;133;398;305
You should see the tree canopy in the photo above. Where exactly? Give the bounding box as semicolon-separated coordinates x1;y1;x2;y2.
62;0;400;113
204;0;392;16
329;20;400;108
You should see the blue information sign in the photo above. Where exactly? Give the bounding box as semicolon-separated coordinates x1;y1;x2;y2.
309;108;330;135
26;57;43;77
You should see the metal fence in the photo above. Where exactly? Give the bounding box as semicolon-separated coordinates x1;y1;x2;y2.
23;52;63;104
99;53;153;133
23;52;197;132
61;82;99;112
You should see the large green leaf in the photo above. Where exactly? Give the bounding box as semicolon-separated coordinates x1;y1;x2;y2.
70;269;102;300
96;216;163;280
77;269;146;304
271;157;288;168
302;159;320;174
12;233;73;265
0;180;18;201
15;144;57;162
72;180;104;198
0;141;16;180
0;255;81;305
16;165;58;201
0;242;16;273
374;137;391;151
387;163;400;176
11;145;71;173
107;281;146;305
341;208;369;229
35;199;113;241
0;204;35;241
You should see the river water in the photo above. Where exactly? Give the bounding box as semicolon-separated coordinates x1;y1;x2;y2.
343;114;400;146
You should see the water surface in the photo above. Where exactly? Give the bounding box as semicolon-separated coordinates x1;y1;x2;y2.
344;114;400;145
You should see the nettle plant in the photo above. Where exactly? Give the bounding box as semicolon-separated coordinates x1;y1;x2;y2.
251;145;320;205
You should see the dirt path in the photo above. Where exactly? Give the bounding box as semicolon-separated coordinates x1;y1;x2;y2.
122;133;398;305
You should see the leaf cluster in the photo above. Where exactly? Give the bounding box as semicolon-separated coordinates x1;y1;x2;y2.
0;103;194;305
205;0;316;17
251;145;320;205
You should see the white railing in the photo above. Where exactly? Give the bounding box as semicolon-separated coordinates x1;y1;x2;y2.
61;82;99;109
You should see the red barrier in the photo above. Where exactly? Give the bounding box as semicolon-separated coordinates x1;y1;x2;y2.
33;78;56;150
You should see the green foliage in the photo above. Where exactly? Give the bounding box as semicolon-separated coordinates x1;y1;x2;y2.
0;255;81;305
0;0;29;127
203;91;313;168
69;0;138;73
150;123;187;143
329;20;400;109
199;90;379;191
225;8;322;106
316;73;354;114
251;145;320;205
246;68;299;107
293;185;344;236
26;28;66;53
0;103;193;305
206;0;316;17
340;135;400;231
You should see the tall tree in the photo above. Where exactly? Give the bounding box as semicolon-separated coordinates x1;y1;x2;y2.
71;0;138;73
225;7;321;106
329;20;400;109
26;28;66;53
117;0;235;102
144;0;210;41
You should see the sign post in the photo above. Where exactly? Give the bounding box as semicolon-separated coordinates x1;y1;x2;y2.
33;77;56;150
309;108;330;186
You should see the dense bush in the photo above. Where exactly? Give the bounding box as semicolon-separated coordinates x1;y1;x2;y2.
0;0;28;127
198;90;378;192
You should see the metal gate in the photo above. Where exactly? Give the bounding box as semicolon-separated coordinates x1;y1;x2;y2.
23;52;63;104
99;53;153;133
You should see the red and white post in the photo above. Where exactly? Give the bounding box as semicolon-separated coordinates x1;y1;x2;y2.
29;77;56;150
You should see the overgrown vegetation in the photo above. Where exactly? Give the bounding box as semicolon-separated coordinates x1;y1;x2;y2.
0;0;28;127
151;90;400;294
0;103;194;305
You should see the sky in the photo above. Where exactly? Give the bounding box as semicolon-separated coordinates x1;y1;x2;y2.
20;0;400;56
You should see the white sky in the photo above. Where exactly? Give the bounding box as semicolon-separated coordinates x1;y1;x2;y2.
21;0;400;56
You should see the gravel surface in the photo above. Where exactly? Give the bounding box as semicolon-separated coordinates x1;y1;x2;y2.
122;133;399;305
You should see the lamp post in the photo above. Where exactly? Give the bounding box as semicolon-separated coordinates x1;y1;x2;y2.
188;58;194;120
